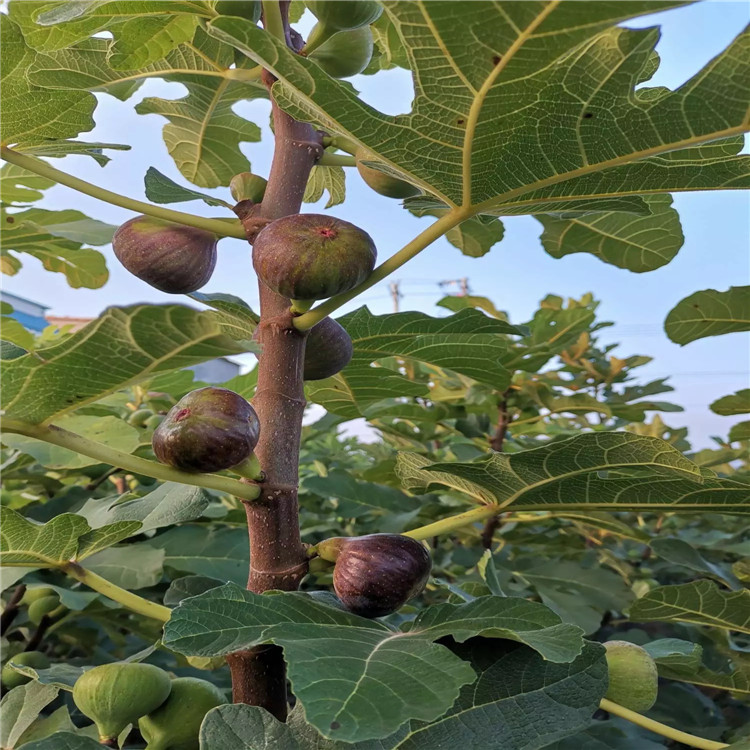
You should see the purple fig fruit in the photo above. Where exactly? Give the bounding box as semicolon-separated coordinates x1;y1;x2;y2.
325;534;432;618
152;387;259;473
304;317;353;380
112;215;217;294
252;214;376;301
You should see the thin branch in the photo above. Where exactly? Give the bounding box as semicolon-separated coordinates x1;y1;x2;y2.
84;466;121;492
489;392;510;452
0;585;27;634
599;698;727;750
2;420;261;502
24;615;53;652
0;147;246;239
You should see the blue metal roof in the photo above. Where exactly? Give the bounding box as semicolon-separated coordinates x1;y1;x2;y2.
9;311;48;333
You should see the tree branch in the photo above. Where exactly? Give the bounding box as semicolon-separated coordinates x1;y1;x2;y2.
0;585;27;634
2;420;261;502
0;147;246;240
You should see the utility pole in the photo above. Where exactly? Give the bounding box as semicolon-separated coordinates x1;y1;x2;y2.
389;281;402;312
439;277;470;296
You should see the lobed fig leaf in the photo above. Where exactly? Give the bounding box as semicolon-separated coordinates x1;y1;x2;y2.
1;651;50;689
327;533;432;618
309;25;374;78
112;216;217;294
305;0;382;31
304;317;353;380
139;676;226;750
356;150;420;199
152;387;260;473
603;640;659;712
252;214;376;301
72;662;172;743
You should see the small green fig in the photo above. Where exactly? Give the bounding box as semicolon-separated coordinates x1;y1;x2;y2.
321;534;432;618
152;387;260;473
253;214;376;301
72;662;172;743
1;651;50;689
304;317;353;380
139;677;226;750
214;0;261;23
20;587;56;605
356;150;420;199
603;640;658;712
145;414;165;431
112;215;217;294
28;594;60;625
128;408;154;427
309;24;373;78
229;172;268;204
305;0;382;31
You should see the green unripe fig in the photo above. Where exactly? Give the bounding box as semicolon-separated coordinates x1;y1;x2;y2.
1;651;50;689
152;387;260;473
309;24;373;78
112;215;217;294
305;0;382;31
20;587;56;605
128;408;154;427
253;214;376;302
603;640;658;712
72;662;172;743
214;0;261;23
139;677;226;750
145;414;165;431
229;172;267;204
304;317;353;380
356;150;420;199
28;594;60;625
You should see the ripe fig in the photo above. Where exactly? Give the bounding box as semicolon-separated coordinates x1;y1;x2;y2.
305;0;382;31
72;662;172;743
139;677;226;750
28;594;61;625
1;651;50;689
229;172;267;204
253;214;376;301
152;387;260;473
112;215;217;294
603;640;658;712
304;317;353;380
309;24;374;78
356;150;420;199
322;534;431;618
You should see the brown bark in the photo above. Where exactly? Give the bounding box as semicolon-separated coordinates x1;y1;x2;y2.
489;394;510;452
0;584;26;634
226;7;323;720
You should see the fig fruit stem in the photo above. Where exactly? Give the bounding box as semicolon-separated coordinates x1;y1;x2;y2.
599;698;727;750
1;420;261;503
293;207;470;331
61;563;171;622
317;152;357;168
231;454;265;482
0;146;247;240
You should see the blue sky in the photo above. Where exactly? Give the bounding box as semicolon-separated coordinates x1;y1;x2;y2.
4;2;749;448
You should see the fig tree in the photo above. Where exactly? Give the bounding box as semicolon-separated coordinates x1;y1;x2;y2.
305;0;382;31
603;640;658;712
229;172;267;204
72;662;172;744
112;215;217;294
356;150;420;199
20;587;56;605
214;0;261;23
152;387;260;473
253;214;376;301
1;651;50;689
304;317;353;380
139;677;226;750
319;534;431;617
309;25;374;78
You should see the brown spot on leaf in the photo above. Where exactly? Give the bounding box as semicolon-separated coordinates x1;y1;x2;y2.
583;112;594;119
492;55;502;65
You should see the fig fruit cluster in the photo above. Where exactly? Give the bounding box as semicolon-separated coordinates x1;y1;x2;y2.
152;387;260;474
252;213;376;303
72;662;225;747
112;215;217;294
319;534;432;618
603;640;659;712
